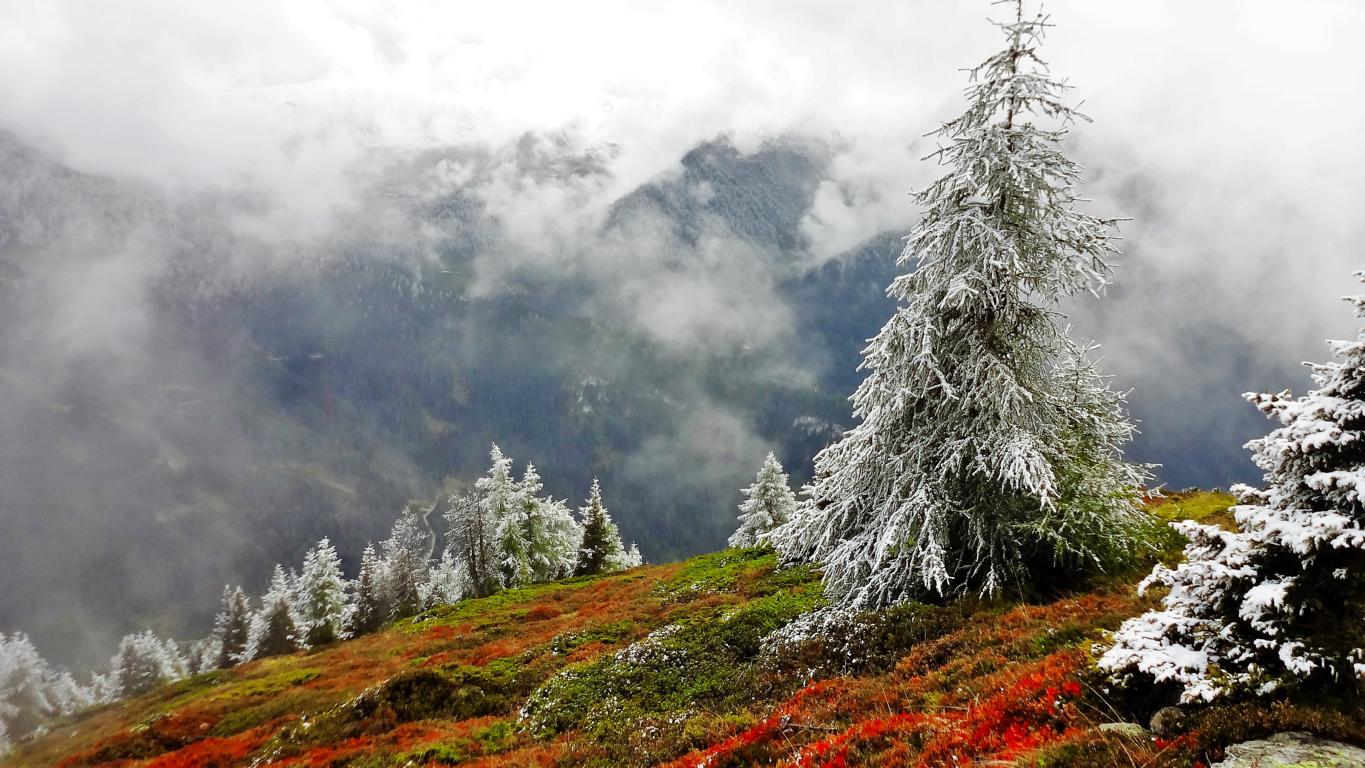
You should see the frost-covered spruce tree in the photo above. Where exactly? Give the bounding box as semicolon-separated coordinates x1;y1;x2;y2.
213;586;251;668
767;3;1150;606
297;538;348;646
346;543;389;636
445;490;500;598
730;452;797;548
574;479;628;576
518;463;583;583
421;549;465;608
1101;274;1365;702
111;631;186;699
623;542;644;569
247;565;303;659
185;637;219;675
382;506;432;620
0;633;89;750
480;444;531;587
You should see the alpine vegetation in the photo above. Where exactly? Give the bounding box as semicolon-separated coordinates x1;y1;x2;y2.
1101;273;1365;703
767;3;1151;607
729;452;798;548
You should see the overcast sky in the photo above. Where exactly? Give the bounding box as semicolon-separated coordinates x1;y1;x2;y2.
2;0;1363;477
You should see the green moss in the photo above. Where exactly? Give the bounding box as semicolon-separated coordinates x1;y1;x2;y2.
356;664;535;723
549;620;639;655
521;576;823;761
654;547;778;602
402;577;594;633
763;600;975;678
396;741;468;764
224;667;321;697
1150;490;1238;530
210;689;329;737
1025;622;1090;657
475;720;516;752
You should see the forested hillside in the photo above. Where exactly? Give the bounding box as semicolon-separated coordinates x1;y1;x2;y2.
0;132;897;668
6;493;1362;767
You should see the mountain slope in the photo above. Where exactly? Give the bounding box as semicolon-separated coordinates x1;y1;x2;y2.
8;492;1363;768
0;131;883;668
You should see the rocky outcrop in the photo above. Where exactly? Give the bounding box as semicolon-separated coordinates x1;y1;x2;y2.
1212;731;1365;767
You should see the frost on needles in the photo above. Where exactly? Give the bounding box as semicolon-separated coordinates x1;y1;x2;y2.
730;452;798;549
1101;273;1365;703
767;4;1152;607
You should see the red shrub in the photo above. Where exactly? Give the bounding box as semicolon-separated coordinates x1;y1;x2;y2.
526;604;563;621
144;733;263;768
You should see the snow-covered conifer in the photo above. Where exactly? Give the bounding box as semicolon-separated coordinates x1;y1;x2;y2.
1101;273;1365;702
213;585;251;668
346;543;389;636
0;633;89;750
729;453;797;549
381;507;432;620
421;549;465;609
481;445;532;587
766;2;1150;607
622;542;644;569
518;463;582;583
186;637;219;675
574;479;628;576
247;565;303;660
111;630;186;699
445;490;500;598
297;538;348;646
471;444;582;588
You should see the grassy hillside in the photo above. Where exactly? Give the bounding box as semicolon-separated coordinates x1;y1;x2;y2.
8;492;1364;768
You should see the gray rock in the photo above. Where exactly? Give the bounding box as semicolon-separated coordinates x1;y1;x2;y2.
1213;731;1365;768
1151;706;1188;737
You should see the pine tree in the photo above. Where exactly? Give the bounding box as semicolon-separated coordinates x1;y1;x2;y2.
574;479;628;576
111;630;186;699
297;538;348;646
622;542;644;569
381;506;432;620
346;543;389;636
729;453;797;549
518;463;582;583
481;444;533;587
767;2;1150;607
247;565;302;660
445;490;500;599
421;549;465;609
213;585;251;668
185;637;219;675
468;444;583;588
0;633;90;748
1102;273;1365;702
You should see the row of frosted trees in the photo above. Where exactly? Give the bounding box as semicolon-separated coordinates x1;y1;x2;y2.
0;445;643;748
156;444;641;689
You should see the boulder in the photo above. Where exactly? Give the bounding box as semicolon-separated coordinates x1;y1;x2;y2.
1150;706;1187;737
1213;731;1365;768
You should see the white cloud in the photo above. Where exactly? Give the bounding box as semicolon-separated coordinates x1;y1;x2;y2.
1;0;1362;470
